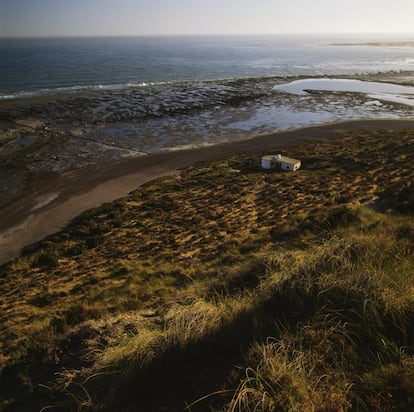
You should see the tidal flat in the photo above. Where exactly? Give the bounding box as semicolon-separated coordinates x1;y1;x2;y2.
1;71;414;209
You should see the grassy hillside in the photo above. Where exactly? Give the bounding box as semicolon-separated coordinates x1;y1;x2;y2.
1;128;414;411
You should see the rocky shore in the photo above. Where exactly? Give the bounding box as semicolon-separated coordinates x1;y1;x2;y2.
1;119;414;265
1;72;413;208
1;71;414;264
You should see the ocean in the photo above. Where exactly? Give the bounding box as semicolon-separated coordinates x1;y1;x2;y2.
1;34;414;98
0;34;413;157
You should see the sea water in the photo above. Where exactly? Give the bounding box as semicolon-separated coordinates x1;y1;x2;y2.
1;34;414;153
1;34;414;98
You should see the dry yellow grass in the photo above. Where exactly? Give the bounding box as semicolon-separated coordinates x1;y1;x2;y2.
1;128;414;411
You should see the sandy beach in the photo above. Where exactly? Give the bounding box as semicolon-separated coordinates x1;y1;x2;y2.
1;118;414;265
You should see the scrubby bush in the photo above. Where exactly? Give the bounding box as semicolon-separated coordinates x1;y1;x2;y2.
34;250;59;268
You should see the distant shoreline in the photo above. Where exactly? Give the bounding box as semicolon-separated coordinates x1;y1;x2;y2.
1;118;414;266
330;41;414;47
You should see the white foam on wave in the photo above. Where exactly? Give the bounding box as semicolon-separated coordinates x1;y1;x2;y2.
273;78;414;107
0;81;174;100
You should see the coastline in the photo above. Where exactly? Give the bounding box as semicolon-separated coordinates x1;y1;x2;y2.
2;72;414;213
1;119;414;266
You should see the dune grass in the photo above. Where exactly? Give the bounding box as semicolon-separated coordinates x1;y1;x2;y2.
1;128;414;411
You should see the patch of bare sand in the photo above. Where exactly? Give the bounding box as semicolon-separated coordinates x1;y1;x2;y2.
1;119;414;265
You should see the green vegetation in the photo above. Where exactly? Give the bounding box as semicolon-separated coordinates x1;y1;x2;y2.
1;128;414;411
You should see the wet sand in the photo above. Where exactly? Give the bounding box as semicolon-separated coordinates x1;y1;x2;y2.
1;119;414;266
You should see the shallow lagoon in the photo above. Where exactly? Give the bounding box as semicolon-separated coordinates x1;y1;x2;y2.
273;78;414;107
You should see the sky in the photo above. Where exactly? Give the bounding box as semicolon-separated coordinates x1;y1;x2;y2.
1;0;414;38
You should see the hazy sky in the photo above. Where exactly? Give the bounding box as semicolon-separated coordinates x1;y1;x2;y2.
1;0;414;38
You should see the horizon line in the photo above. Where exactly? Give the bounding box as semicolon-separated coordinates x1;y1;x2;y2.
1;31;414;40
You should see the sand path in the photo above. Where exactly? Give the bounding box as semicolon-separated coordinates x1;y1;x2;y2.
1;119;414;266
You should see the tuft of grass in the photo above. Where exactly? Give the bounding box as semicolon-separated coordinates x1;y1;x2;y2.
227;335;352;412
1;128;414;411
